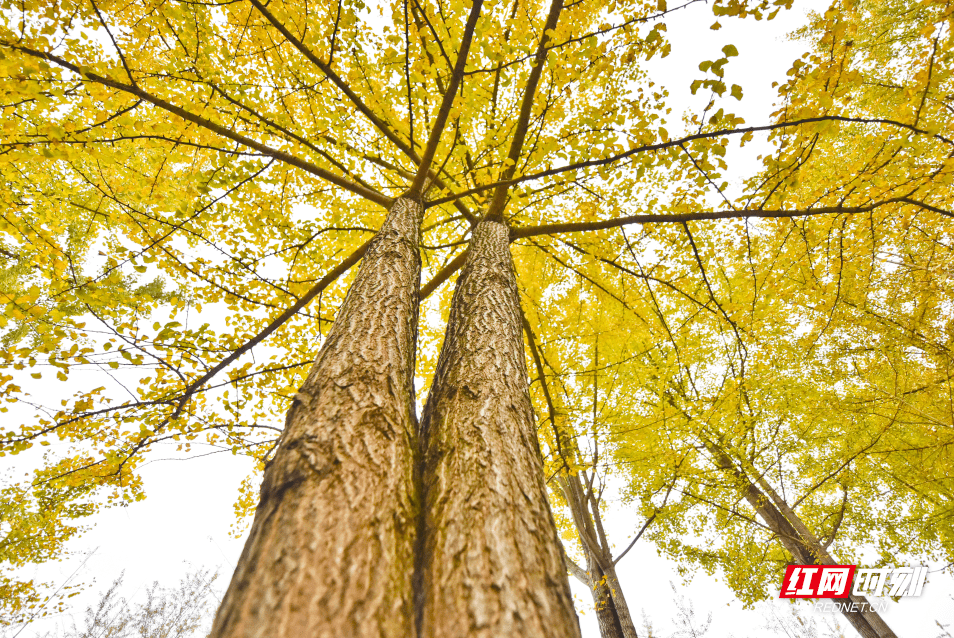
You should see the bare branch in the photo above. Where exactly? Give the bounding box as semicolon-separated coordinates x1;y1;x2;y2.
170;238;373;419
420;250;467;299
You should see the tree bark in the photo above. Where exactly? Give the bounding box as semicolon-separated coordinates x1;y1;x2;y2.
417;219;582;638
209;197;423;638
750;474;898;638
559;479;623;638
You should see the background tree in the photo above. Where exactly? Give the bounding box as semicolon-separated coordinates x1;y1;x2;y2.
33;568;219;638
511;0;954;634
1;0;953;634
0;480;96;627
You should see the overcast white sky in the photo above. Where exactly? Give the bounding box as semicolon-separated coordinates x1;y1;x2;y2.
6;1;954;637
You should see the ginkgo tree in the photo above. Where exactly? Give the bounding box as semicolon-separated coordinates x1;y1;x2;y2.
1;0;951;635
533;0;954;636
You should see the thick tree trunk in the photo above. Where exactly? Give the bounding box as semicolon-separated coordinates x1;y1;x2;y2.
704;439;897;638
417;219;582;638
209;197;423;638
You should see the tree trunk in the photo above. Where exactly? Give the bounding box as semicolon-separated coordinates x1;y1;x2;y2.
209;197;423;638
417;219;582;638
749;473;898;638
589;496;639;638
602;563;638;638
585;548;626;638
558;472;639;638
703;439;897;638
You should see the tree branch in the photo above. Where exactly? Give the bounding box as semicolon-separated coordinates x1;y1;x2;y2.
612;513;656;565
562;543;590;585
419;250;467;298
522;314;572;473
408;0;484;197
429;117;954;207
486;0;564;222
509;197;953;238
3;43;393;207
170;238;373;419
242;0;481;221
247;0;417;160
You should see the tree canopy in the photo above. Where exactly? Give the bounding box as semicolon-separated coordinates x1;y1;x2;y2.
1;0;952;627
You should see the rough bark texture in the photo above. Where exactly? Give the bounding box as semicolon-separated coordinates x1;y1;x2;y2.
704;440;897;638
417;219;582;638
560;481;621;638
755;477;897;638
209;197;423;638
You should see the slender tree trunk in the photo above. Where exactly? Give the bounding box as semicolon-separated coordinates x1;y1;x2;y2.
750;474;898;638
585;546;626;638
417;219;581;638
209;197;423;638
589;501;639;638
558;472;639;638
559;478;624;638
602;563;638;638
704;439;897;638
564;515;626;638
